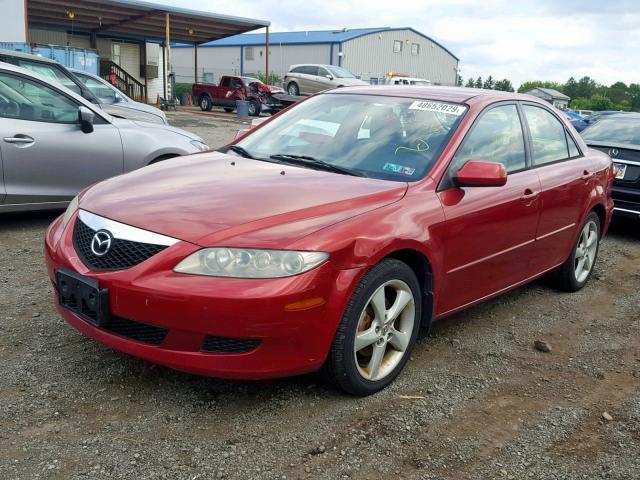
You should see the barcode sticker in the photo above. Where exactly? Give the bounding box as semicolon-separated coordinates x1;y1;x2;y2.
409;101;466;116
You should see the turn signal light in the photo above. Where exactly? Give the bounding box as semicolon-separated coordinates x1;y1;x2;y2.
284;297;326;312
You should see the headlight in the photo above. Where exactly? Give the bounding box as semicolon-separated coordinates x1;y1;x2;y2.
190;140;209;152
61;195;79;229
174;248;329;278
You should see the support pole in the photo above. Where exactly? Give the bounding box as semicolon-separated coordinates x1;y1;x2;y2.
194;42;198;83
162;44;166;98
265;26;269;85
165;12;171;98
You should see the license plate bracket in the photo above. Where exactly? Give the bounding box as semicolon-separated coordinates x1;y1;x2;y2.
56;268;110;327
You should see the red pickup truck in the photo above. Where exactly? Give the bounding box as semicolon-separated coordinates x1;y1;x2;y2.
193;75;284;116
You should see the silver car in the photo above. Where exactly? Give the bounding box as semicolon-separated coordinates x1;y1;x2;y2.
283;64;368;96
70;68;168;125
0;63;208;213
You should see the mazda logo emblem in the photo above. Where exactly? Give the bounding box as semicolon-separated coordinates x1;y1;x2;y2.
609;148;619;157
90;230;113;257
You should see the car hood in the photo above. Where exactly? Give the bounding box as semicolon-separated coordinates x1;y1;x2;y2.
110;117;204;142
79;152;407;246
336;77;369;86
103;101;166;122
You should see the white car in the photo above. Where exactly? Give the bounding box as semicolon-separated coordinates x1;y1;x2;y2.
70;68;168;125
382;76;431;86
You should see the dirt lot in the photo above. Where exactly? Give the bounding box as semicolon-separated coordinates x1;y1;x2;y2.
1;113;639;479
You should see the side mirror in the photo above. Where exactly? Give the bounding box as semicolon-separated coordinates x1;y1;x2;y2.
455;160;507;187
325;75;333;80
78;106;95;134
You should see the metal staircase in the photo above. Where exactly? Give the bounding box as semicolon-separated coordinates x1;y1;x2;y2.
99;60;146;102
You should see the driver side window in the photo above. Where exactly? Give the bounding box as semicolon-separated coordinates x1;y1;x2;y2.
0;73;79;123
452;104;526;173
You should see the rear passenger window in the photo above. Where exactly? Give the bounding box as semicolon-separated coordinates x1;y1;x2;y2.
452;104;526;173
567;131;581;157
523;105;570;165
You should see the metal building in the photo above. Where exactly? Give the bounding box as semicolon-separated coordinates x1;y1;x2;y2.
172;27;459;86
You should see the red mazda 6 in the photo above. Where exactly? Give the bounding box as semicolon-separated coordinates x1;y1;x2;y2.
45;87;614;395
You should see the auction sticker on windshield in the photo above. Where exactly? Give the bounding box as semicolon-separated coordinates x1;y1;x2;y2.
409;101;466;116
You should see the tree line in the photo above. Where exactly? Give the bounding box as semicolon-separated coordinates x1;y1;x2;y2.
458;75;640;112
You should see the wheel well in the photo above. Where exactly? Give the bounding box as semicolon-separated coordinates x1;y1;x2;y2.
198;93;211;102
149;154;179;165
591;204;606;236
385;249;434;330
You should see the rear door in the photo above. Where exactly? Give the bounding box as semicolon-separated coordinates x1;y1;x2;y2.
0;70;123;207
436;103;541;315
300;66;320;94
521;103;595;272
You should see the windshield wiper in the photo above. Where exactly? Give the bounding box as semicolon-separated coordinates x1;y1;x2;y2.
269;154;364;177
226;145;255;159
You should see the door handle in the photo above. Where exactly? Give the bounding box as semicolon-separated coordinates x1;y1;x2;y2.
582;170;594;181
4;135;34;145
520;188;539;202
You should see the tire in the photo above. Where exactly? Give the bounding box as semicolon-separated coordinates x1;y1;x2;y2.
199;95;212;111
287;82;299;96
248;99;261;117
223;107;234;113
324;259;422;396
550;211;601;292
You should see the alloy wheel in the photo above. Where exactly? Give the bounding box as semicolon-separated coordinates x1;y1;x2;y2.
353;279;415;381
574;220;598;283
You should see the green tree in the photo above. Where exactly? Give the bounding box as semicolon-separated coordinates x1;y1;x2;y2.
563;77;578;100
607;81;629;105
575;76;597;99
628;83;640;111
475;76;483;89
517;80;564;94
465;78;475;88
494;79;515;92
482;75;495;89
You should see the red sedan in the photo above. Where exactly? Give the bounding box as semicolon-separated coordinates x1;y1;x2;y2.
45;87;614;395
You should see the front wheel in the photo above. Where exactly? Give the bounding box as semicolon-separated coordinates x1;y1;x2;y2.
551;211;600;291
325;259;422;396
248;99;261;117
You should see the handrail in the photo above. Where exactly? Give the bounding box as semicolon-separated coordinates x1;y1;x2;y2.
99;60;146;102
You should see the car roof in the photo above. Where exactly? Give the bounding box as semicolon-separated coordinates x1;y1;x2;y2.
0;48;59;64
327;85;541;105
290;64;334;68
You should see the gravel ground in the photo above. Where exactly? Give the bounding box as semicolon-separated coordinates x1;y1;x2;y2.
1;114;639;479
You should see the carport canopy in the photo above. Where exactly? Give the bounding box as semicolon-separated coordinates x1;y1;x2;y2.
26;0;270;44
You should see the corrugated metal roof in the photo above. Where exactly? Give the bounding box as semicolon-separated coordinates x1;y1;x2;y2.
27;0;269;44
176;26;459;61
528;87;570;100
184;27;392;47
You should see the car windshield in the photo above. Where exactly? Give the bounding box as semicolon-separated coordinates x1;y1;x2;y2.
242;77;262;85
233;93;467;181
582;117;640;145
74;72;126;104
326;66;357;79
16;60;82;95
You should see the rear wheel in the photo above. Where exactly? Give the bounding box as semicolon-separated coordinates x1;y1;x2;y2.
199;95;212;111
551;212;600;291
287;82;299;96
325;259;421;396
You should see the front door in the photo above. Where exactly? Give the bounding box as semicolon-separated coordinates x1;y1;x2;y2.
0;71;123;206
435;103;541;315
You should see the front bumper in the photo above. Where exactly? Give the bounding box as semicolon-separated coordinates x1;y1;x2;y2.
612;185;640;218
45;213;363;379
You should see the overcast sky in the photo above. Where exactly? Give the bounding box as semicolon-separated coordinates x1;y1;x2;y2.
146;0;639;88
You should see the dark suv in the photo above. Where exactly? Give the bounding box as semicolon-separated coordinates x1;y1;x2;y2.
581;113;640;220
